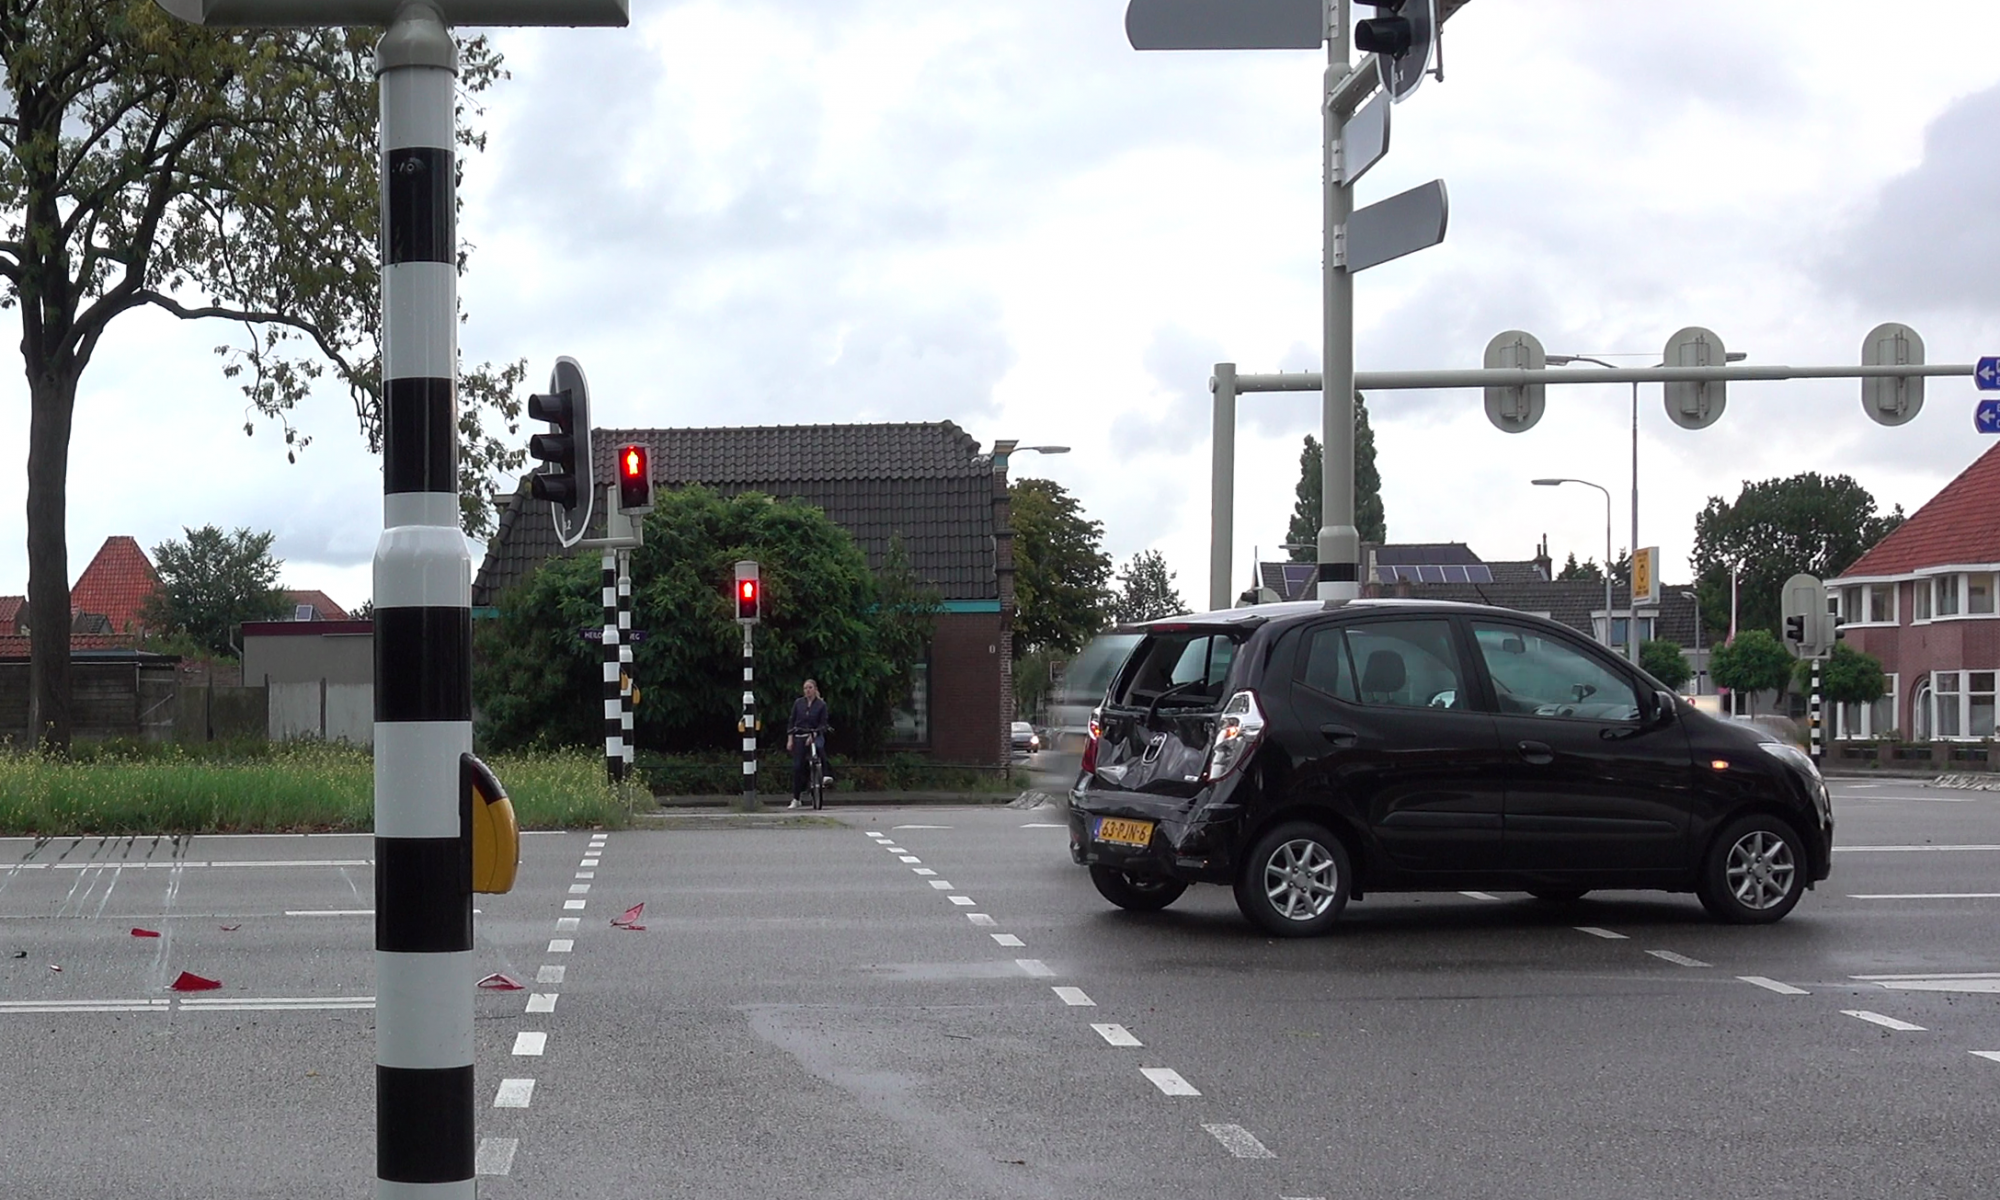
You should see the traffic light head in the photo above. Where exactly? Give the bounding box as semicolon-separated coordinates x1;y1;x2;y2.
615;444;653;514
1785;614;1806;644
734;560;761;624
1354;0;1413;58
526;357;593;546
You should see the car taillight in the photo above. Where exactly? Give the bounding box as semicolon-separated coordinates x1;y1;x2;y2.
1080;707;1103;774
1202;690;1266;783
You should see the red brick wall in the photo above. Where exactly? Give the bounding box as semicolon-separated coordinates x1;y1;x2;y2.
1844;577;2000;733
928;611;1004;765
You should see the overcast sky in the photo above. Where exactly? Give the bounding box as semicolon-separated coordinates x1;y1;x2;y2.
6;0;1999;615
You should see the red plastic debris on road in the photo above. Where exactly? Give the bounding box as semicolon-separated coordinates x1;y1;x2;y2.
476;972;524;991
612;903;645;928
169;971;222;992
219;925;241;932
131;928;161;938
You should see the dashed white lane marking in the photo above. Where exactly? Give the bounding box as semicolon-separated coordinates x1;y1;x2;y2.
913;868;937;876
1016;959;1055;977
548;939;573;953
1092;1023;1142;1047
568;884;590;894
1142;1067;1200;1096
286;909;373;916
575;871;594;879
1576;926;1628;939
512;1032;547;1056
992;933;1025;947
1843;1010;1925;1031
525;994;558;1014
0;999;169;1014
1020;822;1065;828
1973;1051;2000;1064
1834;844;2000;853
949;896;976;906
865;831;885;837
1855;973;2000;994
898;856;922;864
494;1078;536;1108
555;918;580;932
1459;891;1501;901
474;1137;518;1176
1053;986;1095;1006
1849;893;2000;900
1647;950;1711;968
1740;976;1809;995
536;966;565;984
893;825;952;830
929;880;955;890
1202;1124;1275;1158
563;900;586;910
967;913;997;926
179;996;373;1011
580;858;599;867
883;846;906;853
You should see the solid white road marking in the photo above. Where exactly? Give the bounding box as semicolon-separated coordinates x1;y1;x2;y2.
1647;950;1711;968
548;939;573;953
0;999;169;1014
1576;926;1628;939
1202;1124;1275;1158
1053;986;1095;1006
178;997;373;1011
1141;1067;1200;1096
929;880;955;889
40;859;372;870
949;896;976;906
512;1032;547;1056
474;1137;518;1176
1020;822;1065;828
992;933;1025;947
1855;973;2000;994
1843;1010;1925;1031
1739;976;1809;995
1092;1023;1142;1047
1017;959;1055;977
536;966;565;984
285;910;373;916
555;918;580;932
1834;845;2000;853
1849;893;2000;900
494;1078;536;1108
525;994;558;1014
967;913;997;926
1459;891;1501;901
1972;1051;2000;1064
893;825;952;830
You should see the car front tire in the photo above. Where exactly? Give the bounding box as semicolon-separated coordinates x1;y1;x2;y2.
1697;813;1806;924
1234;821;1351;937
1089;865;1187;912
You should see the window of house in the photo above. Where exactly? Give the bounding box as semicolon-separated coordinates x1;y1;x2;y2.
1937;574;1961;617
1913;579;1931;621
1868;584;1895;624
1841;587;1861;623
1973;671;1997;738
1936;671;1962;738
888;658;931;745
1837;674;1898;740
1970;574;1996;616
1605;615;1654;648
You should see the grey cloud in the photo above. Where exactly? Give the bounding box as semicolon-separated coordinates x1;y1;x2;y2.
1110;325;1226;451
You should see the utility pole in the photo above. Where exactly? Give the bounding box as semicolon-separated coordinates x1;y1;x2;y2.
1318;0;1359;601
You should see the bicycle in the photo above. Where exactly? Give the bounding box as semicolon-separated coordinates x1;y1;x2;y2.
789;725;833;810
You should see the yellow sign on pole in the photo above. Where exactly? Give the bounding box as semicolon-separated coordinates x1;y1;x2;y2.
1632;546;1661;606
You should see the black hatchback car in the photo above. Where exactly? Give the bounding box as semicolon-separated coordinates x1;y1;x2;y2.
1068;600;1833;936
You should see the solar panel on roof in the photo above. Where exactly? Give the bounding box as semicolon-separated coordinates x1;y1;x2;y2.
1418;565;1446;583
1466;565;1494;583
1441;565;1467;583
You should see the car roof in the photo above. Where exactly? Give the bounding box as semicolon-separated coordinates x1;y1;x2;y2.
1140;597;1522;630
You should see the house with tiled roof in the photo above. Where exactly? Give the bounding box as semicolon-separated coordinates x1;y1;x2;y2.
283;590;350;621
0;536;164;661
474;422;1016;764
1828;442;2000;741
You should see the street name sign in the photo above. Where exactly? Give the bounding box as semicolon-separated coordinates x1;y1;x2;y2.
1978;399;2000;434
1125;0;1320;50
1346;178;1447;272
581;627;649;643
1343;91;1391;185
1977;356;2000;391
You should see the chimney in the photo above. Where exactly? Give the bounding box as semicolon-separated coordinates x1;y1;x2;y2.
1533;535;1553;582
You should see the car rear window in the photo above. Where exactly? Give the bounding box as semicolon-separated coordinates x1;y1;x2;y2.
1114;630;1243;709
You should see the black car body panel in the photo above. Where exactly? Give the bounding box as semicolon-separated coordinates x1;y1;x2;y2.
1069;599;1833;906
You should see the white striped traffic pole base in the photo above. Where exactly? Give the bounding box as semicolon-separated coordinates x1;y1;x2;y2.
601;550;622;783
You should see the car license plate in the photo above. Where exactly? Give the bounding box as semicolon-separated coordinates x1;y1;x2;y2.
1094;817;1154;848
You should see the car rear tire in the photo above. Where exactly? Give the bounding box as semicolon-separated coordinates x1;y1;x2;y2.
1528;888;1590;904
1697;813;1806;924
1089;865;1187;912
1234;821;1351;938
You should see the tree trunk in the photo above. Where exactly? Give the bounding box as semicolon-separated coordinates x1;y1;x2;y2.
25;367;77;752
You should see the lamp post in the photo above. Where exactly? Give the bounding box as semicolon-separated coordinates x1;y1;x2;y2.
1680;589;1703;695
1534;477;1613;649
1549;350;1748;663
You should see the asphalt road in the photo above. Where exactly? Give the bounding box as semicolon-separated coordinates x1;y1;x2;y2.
3;777;1998;1199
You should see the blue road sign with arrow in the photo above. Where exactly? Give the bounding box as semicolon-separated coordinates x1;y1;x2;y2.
1978;356;2000;391
1977;399;2000;434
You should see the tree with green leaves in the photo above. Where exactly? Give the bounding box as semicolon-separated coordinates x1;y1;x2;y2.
1555;550;1630;586
141;525;289;658
1708;629;1794;713
1690;473;1903;642
1792;642;1888;707
1010;477;1110;656
1639;639;1693;691
1110;549;1185;623
1285;393;1385;561
5;4;524;750
475;488;939;756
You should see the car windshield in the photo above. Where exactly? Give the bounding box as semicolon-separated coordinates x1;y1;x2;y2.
1114;629;1242;709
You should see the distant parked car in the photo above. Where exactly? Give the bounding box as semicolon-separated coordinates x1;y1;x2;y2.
1010;721;1041;759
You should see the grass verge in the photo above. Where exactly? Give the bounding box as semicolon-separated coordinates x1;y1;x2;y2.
0;744;634;836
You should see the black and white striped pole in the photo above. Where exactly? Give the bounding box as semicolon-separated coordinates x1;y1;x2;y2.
618;548;635;776
1810;656;1824;769
154;4;627;1197
601;548;623;782
735;561;762;809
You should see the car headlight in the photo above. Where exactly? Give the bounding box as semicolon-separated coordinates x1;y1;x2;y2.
1757;740;1821;781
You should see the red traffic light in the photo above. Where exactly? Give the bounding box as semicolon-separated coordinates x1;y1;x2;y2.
739;581;755;602
615;443;652;513
619;445;646;479
736;578;760;621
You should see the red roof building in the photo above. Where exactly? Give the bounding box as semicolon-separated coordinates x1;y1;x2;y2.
0;596;21;636
1829;443;2000;742
68;536;161;636
283;590;350;621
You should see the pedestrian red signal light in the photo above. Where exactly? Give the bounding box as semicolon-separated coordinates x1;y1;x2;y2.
736;578;760;621
614;444;652;513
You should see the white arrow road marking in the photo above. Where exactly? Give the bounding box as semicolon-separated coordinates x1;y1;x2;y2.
1202;1124;1275;1158
1843;1010;1925;1031
1141;1067;1200;1096
475;1138;518;1176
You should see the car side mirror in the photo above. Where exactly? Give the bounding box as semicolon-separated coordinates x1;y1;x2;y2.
1652;690;1679;727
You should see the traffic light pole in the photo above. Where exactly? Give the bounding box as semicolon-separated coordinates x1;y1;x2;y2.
619;548;635;778
1317;0;1360;602
600;548;624;784
741;624;758;810
1810;656;1824;769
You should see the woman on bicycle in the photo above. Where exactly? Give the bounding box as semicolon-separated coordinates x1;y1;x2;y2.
787;678;831;809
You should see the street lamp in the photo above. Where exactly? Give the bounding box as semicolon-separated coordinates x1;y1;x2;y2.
1548;349;1748;663
1680;589;1703;695
1534;477;1614;649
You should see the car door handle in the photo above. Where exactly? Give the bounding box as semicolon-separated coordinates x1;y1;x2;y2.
1319;724;1360;746
1517;740;1555;765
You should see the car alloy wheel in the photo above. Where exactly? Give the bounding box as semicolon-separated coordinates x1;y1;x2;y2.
1235;821;1350;937
1699;814;1805;924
